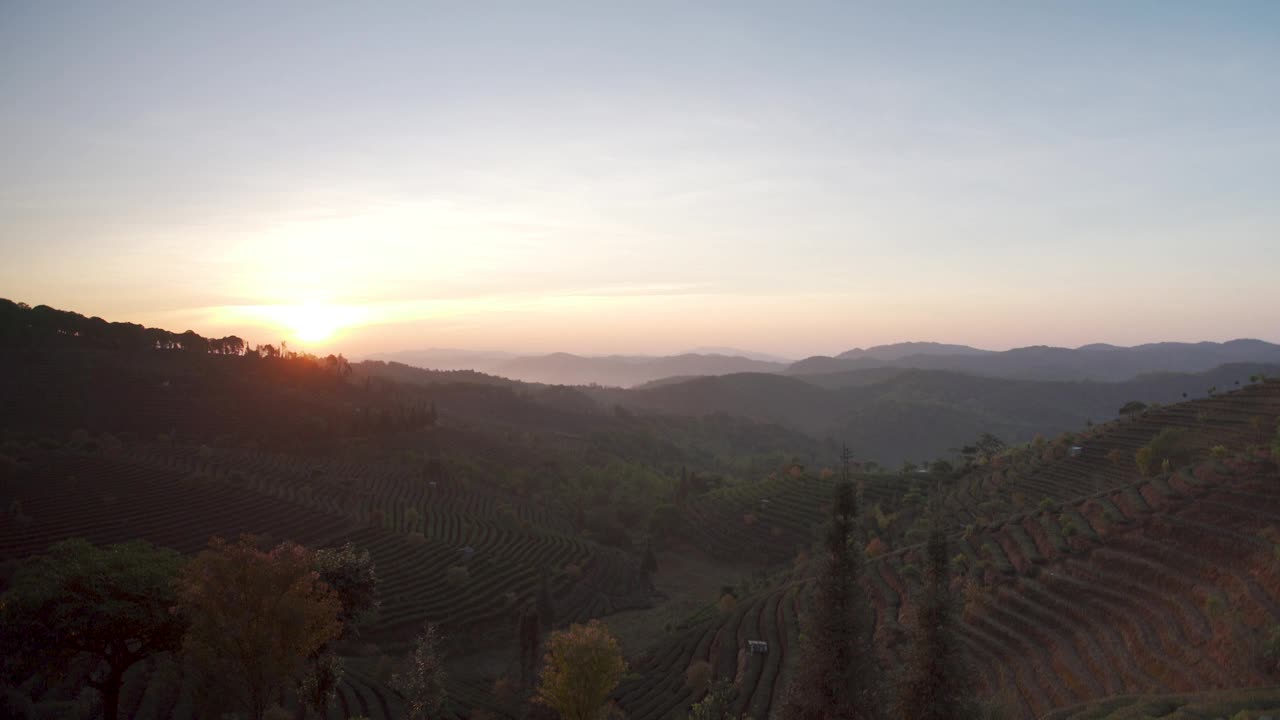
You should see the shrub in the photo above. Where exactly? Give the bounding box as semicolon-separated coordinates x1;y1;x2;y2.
1135;447;1155;477
1038;498;1054;513
1060;516;1078;537
717;593;737;614
1211;445;1229;459
1138;428;1193;476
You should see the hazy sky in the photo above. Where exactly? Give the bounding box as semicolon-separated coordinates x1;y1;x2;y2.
2;2;1278;358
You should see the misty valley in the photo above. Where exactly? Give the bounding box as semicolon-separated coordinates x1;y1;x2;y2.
2;301;1279;719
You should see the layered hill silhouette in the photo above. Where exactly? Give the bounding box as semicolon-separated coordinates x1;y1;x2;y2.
789;339;1280;382
375;339;1280;388
603;364;1280;464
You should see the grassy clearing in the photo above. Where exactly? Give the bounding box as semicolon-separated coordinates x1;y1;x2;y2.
602;544;753;658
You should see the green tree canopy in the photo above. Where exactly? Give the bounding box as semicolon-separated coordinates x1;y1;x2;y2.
0;538;186;720
313;542;380;634
178;535;342;720
537;619;627;720
1119;400;1148;417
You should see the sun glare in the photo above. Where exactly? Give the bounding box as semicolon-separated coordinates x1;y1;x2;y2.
286;305;342;344
220;302;370;347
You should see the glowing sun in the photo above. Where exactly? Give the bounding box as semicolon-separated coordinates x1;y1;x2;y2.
275;303;352;344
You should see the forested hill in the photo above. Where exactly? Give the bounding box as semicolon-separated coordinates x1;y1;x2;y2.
601;364;1280;464
371;339;1280;387
0;298;826;496
6;298;1277;468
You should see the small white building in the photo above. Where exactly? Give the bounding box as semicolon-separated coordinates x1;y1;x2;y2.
747;640;768;654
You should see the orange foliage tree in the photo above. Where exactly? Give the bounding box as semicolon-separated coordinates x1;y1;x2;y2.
536;619;627;720
178;535;343;720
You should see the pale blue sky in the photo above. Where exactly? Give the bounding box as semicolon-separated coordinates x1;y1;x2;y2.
2;1;1277;356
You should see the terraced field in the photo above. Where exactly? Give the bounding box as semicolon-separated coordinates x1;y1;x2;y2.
941;379;1280;525
1041;686;1280;719
614;382;1280;719
0;452;409;719
0;445;653;718
111;653;415;720
615;578;808;720
114;444;653;650
680;471;909;564
0;453;354;556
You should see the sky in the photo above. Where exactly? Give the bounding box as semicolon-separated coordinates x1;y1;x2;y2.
2;1;1278;359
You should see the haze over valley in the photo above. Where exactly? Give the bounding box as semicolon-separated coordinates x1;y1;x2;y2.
3;3;1280;720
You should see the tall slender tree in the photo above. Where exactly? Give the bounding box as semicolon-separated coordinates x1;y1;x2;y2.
782;479;881;719
393;623;447;720
892;520;977;720
536;568;556;630
518;604;542;689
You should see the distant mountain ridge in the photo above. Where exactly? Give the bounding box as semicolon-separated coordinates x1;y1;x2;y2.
836;341;990;361
374;339;1280;387
490;352;787;387
789;338;1280;382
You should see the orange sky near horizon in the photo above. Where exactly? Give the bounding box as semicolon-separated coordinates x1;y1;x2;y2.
3;4;1279;358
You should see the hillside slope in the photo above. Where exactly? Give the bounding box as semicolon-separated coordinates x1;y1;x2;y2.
615;381;1280;719
612;364;1280;464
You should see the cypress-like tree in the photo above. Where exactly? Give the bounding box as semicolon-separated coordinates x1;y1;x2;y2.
892;520;977;720
782;479;881;719
641;542;658;580
518;605;541;689
536;568;556;630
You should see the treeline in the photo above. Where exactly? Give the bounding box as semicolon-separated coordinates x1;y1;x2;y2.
1;299;248;355
0;298;361;377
